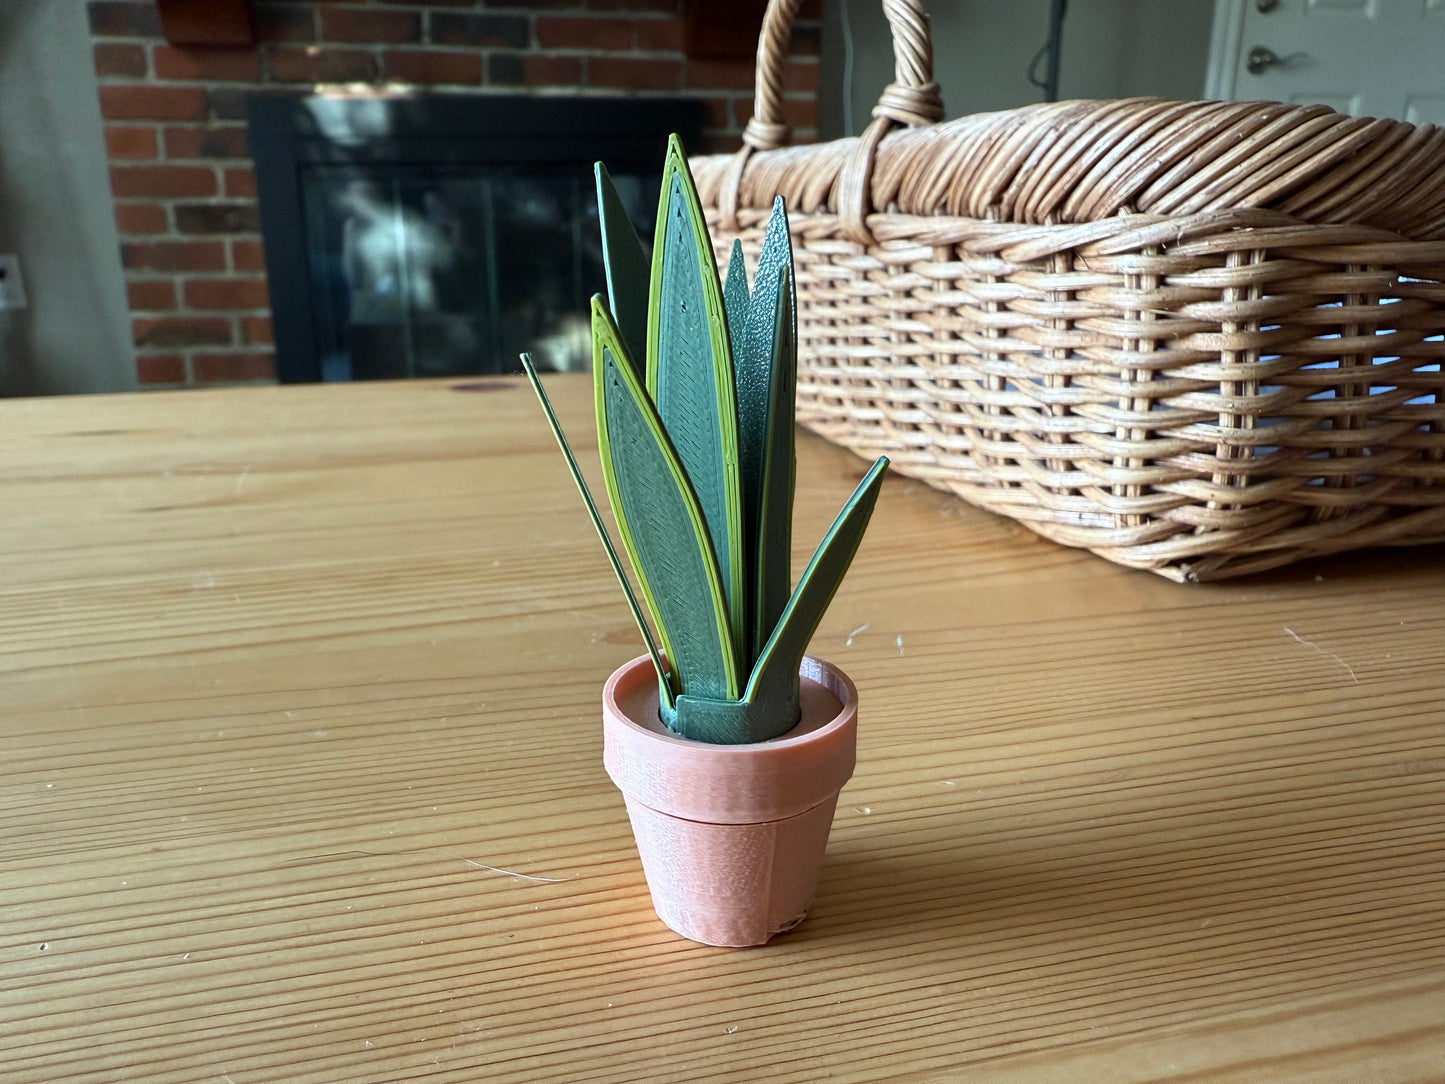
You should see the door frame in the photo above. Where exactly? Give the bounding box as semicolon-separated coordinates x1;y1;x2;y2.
1205;0;1247;101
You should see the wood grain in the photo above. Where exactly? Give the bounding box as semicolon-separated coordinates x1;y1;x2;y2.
2;376;1441;1083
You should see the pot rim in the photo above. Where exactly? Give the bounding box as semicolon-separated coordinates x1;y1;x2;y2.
602;653;858;825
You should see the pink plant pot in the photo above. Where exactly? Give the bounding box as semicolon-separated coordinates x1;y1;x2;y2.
602;653;858;947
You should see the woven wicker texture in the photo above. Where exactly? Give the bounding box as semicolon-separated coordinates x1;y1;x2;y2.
692;0;1445;581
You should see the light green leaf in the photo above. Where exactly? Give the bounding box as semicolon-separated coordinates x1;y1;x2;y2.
594;297;738;703
520;353;674;710
647;134;744;667
594;162;649;376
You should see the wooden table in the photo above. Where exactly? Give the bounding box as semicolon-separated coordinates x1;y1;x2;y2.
3;376;1441;1082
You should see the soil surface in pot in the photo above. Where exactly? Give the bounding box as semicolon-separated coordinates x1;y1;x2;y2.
614;670;844;746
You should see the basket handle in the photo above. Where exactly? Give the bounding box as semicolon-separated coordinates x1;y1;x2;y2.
721;0;945;240
744;0;944;151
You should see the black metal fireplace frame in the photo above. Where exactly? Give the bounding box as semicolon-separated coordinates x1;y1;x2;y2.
247;93;702;383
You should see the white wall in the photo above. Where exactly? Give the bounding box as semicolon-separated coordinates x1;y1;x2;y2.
0;0;136;396
820;0;1216;139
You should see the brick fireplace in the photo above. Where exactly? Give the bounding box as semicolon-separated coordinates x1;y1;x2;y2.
87;1;821;388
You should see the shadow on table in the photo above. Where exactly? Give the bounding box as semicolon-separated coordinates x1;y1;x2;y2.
1196;541;1445;591
800;846;1089;948
792;798;1414;961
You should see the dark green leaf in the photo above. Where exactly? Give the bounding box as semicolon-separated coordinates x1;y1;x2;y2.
743;456;890;731
594;297;738;703
723;239;750;371
735;198;796;664
669;456;888;745
594;163;649;377
647;134;745;665
668;684;788;745
743;199;795;393
752;264;796;663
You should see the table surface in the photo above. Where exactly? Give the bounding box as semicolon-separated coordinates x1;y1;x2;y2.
3;376;1441;1083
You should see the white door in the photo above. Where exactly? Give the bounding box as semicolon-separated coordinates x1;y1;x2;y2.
1207;0;1445;123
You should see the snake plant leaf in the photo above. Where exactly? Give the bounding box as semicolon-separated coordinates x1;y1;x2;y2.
734;198;796;665
668;682;785;745
751;264;796;664
742;198;796;405
670;456;889;745
594;163;649;377
520;353;675;711
723;239;750;368
593;296;738;704
723;239;757;657
745;456;889;724
646;134;745;664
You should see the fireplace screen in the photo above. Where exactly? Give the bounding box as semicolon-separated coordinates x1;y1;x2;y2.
249;95;701;383
304;167;656;380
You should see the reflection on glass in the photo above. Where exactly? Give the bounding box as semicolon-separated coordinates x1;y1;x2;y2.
303;167;658;381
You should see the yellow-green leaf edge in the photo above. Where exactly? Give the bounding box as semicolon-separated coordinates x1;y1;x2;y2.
593;296;739;701
644;134;746;662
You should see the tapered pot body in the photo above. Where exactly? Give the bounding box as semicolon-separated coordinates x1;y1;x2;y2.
602;653;858;947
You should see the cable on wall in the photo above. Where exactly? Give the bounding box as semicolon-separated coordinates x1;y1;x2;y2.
1027;0;1068;102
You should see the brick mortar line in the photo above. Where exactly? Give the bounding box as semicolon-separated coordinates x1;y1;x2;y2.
97;77;806;95
90;15;824;36
98;50;826;61
96;56;821;73
96;67;820;88
89;39;823;57
122;189;255;196
89;43;824;55
525;11;695;17
504;48;819;59
100;75;258;85
102;90;782;112
98;76;818;92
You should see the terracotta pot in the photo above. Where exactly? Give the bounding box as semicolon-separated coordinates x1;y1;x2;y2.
602;653;858;947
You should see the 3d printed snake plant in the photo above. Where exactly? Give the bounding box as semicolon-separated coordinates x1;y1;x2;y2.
523;137;888;744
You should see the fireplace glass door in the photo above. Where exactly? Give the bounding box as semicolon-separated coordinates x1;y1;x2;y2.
248;94;700;383
303;166;658;381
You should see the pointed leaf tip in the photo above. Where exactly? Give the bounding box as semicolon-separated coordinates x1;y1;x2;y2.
594;165;649;375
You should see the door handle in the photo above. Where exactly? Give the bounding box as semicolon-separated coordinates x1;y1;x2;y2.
1247;46;1307;75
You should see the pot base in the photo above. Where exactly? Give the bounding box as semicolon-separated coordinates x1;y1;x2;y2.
622;792;840;947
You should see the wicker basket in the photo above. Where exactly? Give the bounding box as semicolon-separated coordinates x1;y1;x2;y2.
692;0;1445;581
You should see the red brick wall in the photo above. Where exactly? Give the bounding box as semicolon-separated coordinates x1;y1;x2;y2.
87;1;821;387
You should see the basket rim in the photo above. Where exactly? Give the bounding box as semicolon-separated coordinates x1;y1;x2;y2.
694;98;1445;243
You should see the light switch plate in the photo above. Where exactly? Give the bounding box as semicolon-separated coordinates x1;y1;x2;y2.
0;254;28;310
